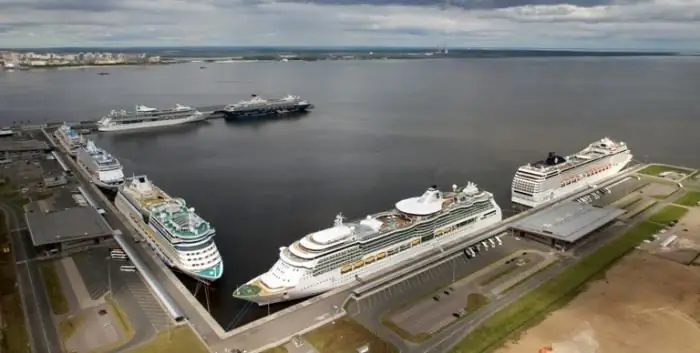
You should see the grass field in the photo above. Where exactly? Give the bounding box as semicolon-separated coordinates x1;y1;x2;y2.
126;325;208;353
304;317;398;353
673;191;700;207
638;164;695;177
38;261;69;315
480;266;519;286
0;210;31;353
57;315;84;341
447;220;664;353
647;205;688;224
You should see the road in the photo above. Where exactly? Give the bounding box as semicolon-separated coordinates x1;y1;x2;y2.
352;186;674;353
1;202;63;353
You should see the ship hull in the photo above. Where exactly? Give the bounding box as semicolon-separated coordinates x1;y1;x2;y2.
217;103;312;120
236;210;502;306
114;190;223;282
511;152;632;208
53;132;82;156
76;159;124;191
98;113;206;132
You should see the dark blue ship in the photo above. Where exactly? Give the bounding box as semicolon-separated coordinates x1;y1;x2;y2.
216;94;314;120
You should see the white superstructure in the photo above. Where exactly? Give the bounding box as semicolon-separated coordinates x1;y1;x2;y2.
114;175;223;282
97;104;206;132
234;183;502;305
512;137;632;208
76;140;125;189
53;123;86;155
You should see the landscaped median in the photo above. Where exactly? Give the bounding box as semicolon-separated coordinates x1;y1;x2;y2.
673;191;700;207
637;164;696;177
38;261;69;315
647;205;688;225
304;317;398;353
0;211;30;353
447;220;664;353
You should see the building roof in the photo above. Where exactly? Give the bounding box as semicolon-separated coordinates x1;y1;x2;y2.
0;139;50;152
511;202;625;243
25;203;113;246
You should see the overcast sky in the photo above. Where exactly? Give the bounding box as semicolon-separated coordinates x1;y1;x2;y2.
1;0;699;50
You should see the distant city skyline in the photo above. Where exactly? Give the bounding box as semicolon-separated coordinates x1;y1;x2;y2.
1;0;699;50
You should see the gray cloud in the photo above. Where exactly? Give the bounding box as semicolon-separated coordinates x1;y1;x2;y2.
265;0;624;10
1;0;124;12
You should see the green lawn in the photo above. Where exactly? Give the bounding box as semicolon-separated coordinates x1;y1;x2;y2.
126;325;208;353
480;266;519;286
647;205;688;224
38;261;69;315
638;164;695;177
465;293;490;313
448;220;663;353
304;317;398;353
673;191;700;207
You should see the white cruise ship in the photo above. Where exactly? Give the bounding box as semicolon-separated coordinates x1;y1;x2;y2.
512;137;632;208
53;123;86;155
76;140;125;189
233;183;502;305
115;175;223;282
97;104;206;132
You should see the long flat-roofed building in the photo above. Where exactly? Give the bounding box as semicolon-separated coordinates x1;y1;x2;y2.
511;201;625;250
24;187;114;254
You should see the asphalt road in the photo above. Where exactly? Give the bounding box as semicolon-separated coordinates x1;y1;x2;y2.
1;202;63;353
347;236;542;353
387;194;673;353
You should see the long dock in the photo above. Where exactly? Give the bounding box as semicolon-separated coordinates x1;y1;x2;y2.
213;164;647;353
37;123;649;353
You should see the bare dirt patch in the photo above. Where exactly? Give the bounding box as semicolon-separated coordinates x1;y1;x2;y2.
496;252;700;353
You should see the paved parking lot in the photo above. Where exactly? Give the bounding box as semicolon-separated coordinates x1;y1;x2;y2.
73;248;171;334
348;235;548;319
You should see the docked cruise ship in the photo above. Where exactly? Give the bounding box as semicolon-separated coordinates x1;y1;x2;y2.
216;94;313;120
97;104;206;132
54;123;86;155
114;175;223;282
512;137;632;208
233;183;502;305
76;140;125;189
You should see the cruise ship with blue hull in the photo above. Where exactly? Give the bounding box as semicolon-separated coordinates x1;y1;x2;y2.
216;94;313;120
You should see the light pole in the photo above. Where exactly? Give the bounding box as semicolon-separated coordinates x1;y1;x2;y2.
105;256;112;295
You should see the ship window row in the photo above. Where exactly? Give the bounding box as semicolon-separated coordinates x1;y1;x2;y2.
561;163;611;186
174;238;215;252
311;204;492;276
313;248;362;276
314;205;492;275
359;205;491;254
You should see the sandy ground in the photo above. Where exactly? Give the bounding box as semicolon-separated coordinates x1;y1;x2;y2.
496;252;700;353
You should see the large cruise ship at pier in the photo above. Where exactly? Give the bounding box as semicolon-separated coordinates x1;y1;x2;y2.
114;175;223;282
233;183;502;305
512;137;632;208
216;94;313;120
97;104;206;132
54;123;86;156
76;140;125;189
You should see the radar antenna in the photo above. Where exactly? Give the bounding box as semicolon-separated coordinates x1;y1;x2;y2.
334;213;345;227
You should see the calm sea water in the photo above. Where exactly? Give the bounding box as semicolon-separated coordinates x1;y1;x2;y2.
2;57;700;328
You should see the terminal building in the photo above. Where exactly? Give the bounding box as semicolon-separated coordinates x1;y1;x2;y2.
24;188;114;255
510;202;626;250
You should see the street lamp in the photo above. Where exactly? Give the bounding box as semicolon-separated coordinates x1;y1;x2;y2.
105;256;112;295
